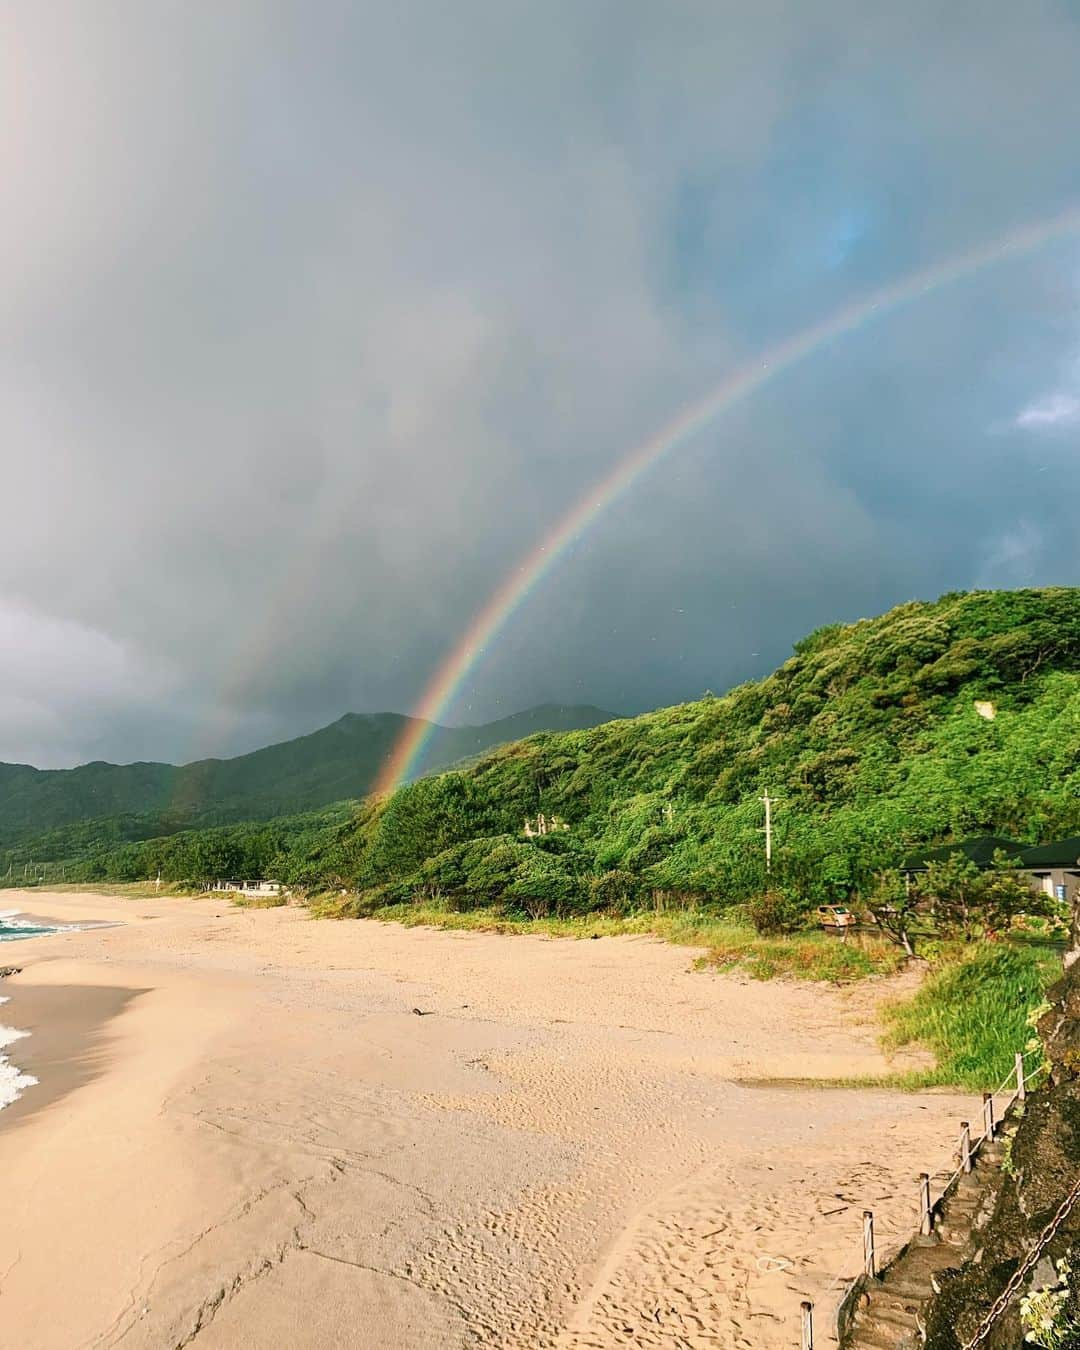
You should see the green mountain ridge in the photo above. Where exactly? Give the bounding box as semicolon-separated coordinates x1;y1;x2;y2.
0;704;617;849
10;589;1080;902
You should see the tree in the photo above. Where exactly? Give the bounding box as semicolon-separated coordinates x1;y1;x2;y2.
916;851;1052;941
981;850;1055;935
918;856;988;941
866;868;919;956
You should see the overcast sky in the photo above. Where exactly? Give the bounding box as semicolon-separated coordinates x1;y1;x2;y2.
3;2;1080;768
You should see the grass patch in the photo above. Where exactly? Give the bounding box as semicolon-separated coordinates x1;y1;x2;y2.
881;943;1059;1091
696;927;905;983
310;896;713;940
3;880;193;900
309;894;904;982
228;892;289;909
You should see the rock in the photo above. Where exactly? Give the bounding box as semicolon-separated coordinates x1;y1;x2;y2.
1040;964;1080;1083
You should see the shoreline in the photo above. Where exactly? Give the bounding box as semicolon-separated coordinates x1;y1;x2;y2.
0;908;129;1118
0;979;141;1128
0;997;37;1113
0;889;978;1349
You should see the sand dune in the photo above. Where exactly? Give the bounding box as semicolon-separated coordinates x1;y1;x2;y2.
0;892;973;1348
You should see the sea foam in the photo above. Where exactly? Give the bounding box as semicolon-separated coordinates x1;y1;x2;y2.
0;910;73;942
0;1012;37;1111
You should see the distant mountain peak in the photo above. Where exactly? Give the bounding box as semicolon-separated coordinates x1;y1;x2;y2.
0;703;619;846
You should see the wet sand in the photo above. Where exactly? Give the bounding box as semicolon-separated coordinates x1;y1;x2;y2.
0;981;143;1128
0;891;976;1348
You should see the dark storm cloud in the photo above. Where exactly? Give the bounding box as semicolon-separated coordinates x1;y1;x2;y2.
2;1;1079;765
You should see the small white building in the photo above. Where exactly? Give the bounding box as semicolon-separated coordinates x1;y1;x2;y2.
208;879;287;897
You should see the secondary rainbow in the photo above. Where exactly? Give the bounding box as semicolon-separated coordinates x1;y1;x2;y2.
374;204;1080;797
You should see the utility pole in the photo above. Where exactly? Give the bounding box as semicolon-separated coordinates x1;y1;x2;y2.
760;791;777;873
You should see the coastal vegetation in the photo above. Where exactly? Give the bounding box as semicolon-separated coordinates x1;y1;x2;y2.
5;588;1077;1088
881;943;1057;1090
7;588;1078;912
291;587;1080;917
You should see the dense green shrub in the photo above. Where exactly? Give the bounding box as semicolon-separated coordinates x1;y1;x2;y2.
747;888;803;935
589;868;641;914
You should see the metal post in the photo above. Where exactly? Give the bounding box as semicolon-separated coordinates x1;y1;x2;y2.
761;791;774;873
919;1173;933;1236
863;1210;876;1277
800;1300;814;1350
1016;1052;1027;1103
959;1122;972;1174
983;1092;995;1140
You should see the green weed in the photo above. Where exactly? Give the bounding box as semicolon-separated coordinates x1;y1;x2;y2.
881;943;1059;1091
696;927;905;983
312;893;902;981
228;892;288;908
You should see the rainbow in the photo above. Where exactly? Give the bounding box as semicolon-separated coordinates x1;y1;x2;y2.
371;204;1080;796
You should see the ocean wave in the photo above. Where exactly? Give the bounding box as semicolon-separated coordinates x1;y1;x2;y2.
0;1022;37;1111
0;1022;30;1052
0;1057;38;1110
0;911;77;942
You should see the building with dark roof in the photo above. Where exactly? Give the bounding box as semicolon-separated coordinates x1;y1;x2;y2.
1017;837;1080;906
901;836;1023;873
901;834;1080;907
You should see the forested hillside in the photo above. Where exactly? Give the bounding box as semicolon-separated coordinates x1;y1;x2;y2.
9;590;1079;906
314;587;1080;912
0;704;614;850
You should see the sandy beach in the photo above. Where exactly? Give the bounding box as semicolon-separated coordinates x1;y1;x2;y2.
0;891;975;1348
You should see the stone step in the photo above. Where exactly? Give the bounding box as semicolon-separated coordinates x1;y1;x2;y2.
868;1304;921;1333
935;1199;981;1246
955;1172;986;1190
878;1274;932;1301
854;1329;920;1350
850;1309;921;1348
865;1290;923;1321
938;1205;979;1228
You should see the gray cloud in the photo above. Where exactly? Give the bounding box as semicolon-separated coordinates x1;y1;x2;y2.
1015;394;1080;429
3;1;1080;766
